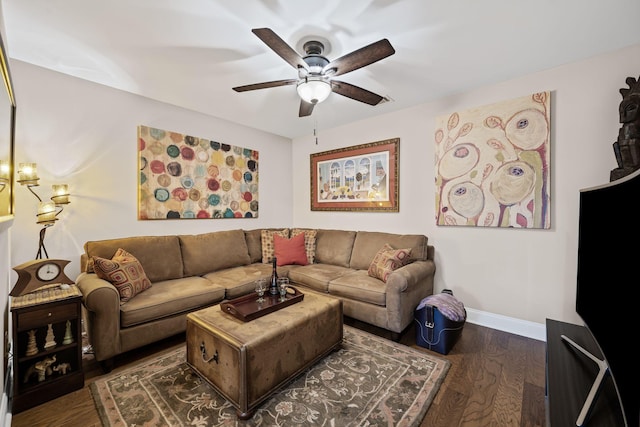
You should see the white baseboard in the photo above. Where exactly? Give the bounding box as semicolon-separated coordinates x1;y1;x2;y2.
465;308;547;342
1;356;11;427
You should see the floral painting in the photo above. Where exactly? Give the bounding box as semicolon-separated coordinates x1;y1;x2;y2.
435;92;550;228
138;125;258;219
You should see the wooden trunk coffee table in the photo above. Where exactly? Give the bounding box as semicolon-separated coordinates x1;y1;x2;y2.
186;291;343;419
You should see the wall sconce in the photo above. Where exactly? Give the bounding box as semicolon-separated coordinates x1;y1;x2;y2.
0;159;9;192
51;184;70;205
17;162;38;185
17;162;71;259
37;200;57;225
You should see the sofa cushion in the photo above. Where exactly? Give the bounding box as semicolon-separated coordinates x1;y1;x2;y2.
328;270;387;307
119;276;226;328
244;229;263;263
203;263;273;299
261;228;289;263
84;235;184;283
291;228;317;264
92;248;152;303
349;231;428;270
367;243;412;282
314;229;356;268
274;233;308;266
179;230;251;276
287;263;353;293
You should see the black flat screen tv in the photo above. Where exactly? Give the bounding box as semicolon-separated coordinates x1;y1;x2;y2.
576;169;640;427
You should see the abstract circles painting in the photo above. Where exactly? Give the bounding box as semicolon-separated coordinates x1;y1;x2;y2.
434;92;550;228
138;125;259;219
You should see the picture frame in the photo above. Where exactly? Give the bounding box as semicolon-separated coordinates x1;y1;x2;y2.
434;92;550;228
137;125;259;220
310;138;399;212
0;26;16;223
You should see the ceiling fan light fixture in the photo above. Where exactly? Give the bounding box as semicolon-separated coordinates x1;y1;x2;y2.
297;77;331;104
235;29;395;116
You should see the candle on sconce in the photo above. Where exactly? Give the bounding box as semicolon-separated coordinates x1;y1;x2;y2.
0;160;11;185
0;160;9;180
18;162;39;184
51;184;70;205
37;201;57;225
0;161;8;192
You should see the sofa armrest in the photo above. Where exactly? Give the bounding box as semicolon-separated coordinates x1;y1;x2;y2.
385;260;435;293
384;260;436;333
75;272;122;361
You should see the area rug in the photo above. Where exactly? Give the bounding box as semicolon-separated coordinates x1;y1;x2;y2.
91;325;450;426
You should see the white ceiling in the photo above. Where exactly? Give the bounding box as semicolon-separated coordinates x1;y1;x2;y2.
3;0;640;139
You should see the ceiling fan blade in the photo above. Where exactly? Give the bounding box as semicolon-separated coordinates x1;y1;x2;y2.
323;39;395;77
252;28;309;71
233;79;297;92
299;100;315;117
330;80;385;105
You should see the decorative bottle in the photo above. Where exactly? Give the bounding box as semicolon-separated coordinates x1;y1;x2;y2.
270;257;279;295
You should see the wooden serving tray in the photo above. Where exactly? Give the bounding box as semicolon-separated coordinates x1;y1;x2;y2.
220;286;304;322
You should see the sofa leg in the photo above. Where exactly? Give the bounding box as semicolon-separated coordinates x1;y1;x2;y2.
390;331;401;342
99;358;114;374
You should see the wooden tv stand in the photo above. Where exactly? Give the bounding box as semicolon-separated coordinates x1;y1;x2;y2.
545;319;624;426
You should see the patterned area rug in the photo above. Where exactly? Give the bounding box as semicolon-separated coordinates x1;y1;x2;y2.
91;325;450;426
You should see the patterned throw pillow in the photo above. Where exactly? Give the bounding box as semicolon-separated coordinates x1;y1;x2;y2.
274;233;309;266
367;243;412;283
86;257;96;274
92;248;152;303
291;228;317;264
261;229;290;263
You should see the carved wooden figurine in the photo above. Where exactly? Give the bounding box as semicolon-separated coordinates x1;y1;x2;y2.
611;75;640;180
62;320;74;345
25;329;38;356
23;355;57;383
53;362;72;375
44;323;57;349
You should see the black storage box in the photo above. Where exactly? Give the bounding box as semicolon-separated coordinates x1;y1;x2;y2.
414;298;466;355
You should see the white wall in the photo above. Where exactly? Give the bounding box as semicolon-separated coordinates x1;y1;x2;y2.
9;60;292;281
292;43;640;330
4;43;640;351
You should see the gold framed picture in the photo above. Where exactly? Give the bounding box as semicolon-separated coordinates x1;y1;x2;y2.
310;138;399;212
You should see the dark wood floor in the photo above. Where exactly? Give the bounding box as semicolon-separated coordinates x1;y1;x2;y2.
11;318;547;427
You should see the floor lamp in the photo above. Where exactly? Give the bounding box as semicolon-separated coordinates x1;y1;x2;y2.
17;162;70;259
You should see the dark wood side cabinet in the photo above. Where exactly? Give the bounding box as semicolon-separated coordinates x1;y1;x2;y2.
546;319;624;426
10;284;85;414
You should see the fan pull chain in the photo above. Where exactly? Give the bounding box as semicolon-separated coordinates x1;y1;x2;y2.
314;119;319;145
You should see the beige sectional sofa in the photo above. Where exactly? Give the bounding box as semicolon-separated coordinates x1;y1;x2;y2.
76;228;435;370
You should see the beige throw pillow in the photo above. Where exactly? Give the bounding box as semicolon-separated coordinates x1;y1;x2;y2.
291;228;317;264
261;228;290;263
92;248;152;303
367;243;412;283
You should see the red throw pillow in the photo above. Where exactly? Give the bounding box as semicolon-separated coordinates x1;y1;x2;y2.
274;233;309;266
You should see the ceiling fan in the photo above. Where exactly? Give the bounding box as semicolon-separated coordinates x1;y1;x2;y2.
232;28;395;117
